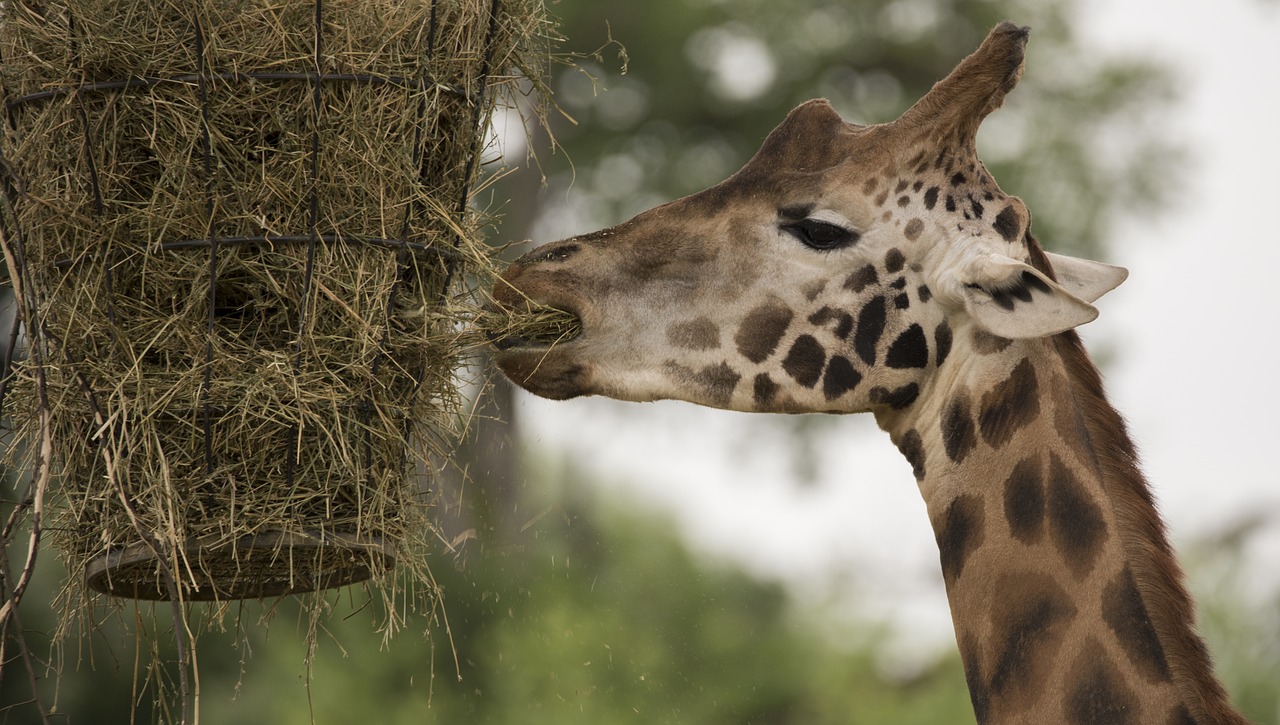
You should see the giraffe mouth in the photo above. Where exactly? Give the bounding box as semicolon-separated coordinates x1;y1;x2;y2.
486;304;584;352
488;302;592;401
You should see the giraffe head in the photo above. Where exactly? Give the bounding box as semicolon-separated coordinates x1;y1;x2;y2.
493;23;1126;417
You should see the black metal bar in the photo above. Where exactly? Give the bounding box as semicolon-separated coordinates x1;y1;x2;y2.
0;284;22;419
195;17;218;475
5;71;473;113
440;0;504;296
51;233;457;270
363;0;444;480
70;93;120;335
285;0;326;489
159;233;450;255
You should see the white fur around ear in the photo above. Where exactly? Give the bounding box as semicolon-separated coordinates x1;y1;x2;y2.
1045;251;1128;303
961;255;1099;339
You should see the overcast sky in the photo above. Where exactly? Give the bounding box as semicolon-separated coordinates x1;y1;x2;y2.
509;0;1280;655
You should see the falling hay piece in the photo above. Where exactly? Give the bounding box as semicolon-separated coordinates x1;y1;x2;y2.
0;0;553;614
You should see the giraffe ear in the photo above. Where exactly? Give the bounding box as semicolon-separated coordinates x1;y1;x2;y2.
960;255;1100;339
1044;251;1128;303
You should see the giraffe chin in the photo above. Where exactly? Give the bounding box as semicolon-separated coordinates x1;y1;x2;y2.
494;346;593;401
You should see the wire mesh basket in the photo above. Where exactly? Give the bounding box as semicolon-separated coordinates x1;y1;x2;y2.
0;0;541;602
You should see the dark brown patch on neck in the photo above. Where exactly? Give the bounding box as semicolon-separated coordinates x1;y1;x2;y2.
971;328;1012;355
1103;565;1173;683
959;631;992;724
1045;452;1108;578
870;383;920;410
988;572;1077;711
896;429;926;480
1065;638;1139;725
1003;455;1045;544
935;493;985;585
941;391;978;463
978;357;1040;447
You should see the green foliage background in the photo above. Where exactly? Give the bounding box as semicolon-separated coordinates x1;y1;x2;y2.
4;0;1279;723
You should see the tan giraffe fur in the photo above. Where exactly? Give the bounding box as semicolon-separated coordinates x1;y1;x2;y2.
492;22;1249;724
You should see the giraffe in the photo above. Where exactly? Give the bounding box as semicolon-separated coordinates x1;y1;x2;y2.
491;22;1249;725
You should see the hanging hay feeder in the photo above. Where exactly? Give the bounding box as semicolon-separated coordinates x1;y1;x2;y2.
0;0;549;603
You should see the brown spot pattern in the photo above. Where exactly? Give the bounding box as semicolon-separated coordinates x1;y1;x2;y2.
1047;453;1108;578
854;296;887;365
904;217;924;240
924;186;940;210
1065;638;1140;725
971;329;1012;355
993;204;1023;242
936;494;984;586
885;248;906;273
735;302;793;363
663;361;741;408
808;306;855;340
1052;376;1100;470
886;324;930;369
753;373;778;407
802;279;828;301
978;357;1040;448
988;572;1078;708
934;321;953;367
666;317;720;351
844;265;879;293
782;334;826;388
1003;456;1045;544
941;393;977;464
896;429;926;481
960;631;991;724
1103;566;1172;683
822;355;861;401
869;383;920;410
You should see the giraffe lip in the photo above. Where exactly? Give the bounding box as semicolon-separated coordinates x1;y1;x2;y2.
488;305;584;351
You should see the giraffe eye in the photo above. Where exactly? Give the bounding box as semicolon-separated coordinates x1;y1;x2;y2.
783;218;859;250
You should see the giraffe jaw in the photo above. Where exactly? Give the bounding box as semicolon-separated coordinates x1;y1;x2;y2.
493;344;593;400
488;302;593;399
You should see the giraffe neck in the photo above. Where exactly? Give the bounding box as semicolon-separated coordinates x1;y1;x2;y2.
879;328;1246;725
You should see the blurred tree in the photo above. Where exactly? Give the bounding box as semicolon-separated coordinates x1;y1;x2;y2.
1185;512;1280;724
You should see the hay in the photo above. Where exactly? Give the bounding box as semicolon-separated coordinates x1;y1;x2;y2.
0;0;553;629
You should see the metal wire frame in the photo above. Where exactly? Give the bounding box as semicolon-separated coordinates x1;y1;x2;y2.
4;73;474;120
2;0;499;485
